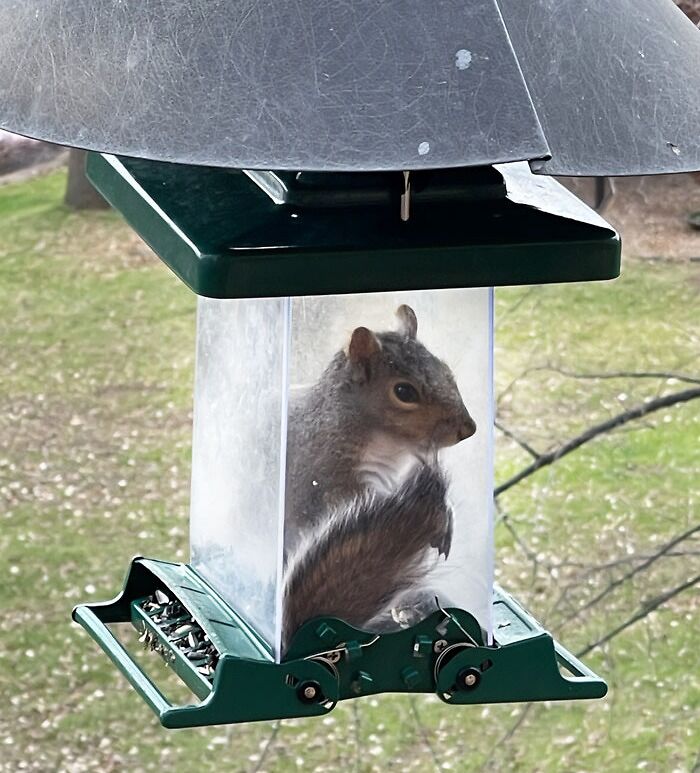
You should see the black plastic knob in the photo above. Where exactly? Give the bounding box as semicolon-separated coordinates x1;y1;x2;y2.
297;680;324;705
456;667;481;691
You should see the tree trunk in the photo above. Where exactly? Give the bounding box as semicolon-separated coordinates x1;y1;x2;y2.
64;149;109;210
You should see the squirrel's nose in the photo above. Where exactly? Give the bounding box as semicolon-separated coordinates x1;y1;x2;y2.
456;413;477;442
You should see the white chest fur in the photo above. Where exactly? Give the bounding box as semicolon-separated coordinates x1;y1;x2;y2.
356;432;423;497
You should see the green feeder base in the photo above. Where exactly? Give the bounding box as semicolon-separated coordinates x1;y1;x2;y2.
73;558;606;728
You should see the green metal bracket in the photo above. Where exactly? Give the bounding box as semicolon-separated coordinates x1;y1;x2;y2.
85;153;620;299
73;558;606;728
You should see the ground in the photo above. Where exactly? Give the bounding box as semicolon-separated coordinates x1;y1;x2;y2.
561;174;700;260
0;169;698;772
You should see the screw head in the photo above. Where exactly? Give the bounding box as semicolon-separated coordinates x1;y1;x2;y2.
297;680;324;705
456;667;481;691
433;639;448;654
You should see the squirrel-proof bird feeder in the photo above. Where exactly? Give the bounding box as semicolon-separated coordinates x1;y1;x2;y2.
70;158;616;727
1;0;699;729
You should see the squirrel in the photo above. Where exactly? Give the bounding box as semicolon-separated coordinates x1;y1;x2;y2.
281;305;476;654
284;304;475;552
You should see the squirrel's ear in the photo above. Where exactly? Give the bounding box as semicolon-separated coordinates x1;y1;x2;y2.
396;304;417;340
347;326;382;370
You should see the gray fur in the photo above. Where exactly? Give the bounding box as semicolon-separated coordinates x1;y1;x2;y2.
281;465;452;654
284;313;474;554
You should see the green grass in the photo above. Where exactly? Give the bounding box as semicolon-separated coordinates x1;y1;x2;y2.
1;170;698;772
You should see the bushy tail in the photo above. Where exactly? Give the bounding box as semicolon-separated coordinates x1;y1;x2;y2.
281;465;452;654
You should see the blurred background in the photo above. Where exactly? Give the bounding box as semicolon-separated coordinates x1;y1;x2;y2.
1;5;699;769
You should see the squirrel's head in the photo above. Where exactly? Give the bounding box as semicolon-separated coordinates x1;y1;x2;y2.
341;305;476;450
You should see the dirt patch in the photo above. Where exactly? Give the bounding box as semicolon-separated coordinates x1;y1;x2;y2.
0;130;65;180
560;174;700;261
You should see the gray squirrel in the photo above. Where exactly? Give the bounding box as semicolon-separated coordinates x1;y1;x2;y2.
282;305;476;653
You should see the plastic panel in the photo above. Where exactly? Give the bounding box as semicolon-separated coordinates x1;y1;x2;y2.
190;296;291;651
189;289;494;661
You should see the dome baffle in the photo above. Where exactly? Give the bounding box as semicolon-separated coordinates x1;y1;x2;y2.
0;0;698;174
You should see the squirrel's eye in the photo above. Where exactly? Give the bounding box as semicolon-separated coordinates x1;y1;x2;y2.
393;382;420;404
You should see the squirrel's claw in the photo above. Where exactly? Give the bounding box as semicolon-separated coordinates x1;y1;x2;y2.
431;502;453;558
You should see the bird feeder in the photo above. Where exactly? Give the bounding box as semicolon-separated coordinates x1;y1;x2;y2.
1;0;699;729
67;157;616;726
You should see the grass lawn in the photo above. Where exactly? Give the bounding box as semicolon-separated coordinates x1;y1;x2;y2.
1;170;698;772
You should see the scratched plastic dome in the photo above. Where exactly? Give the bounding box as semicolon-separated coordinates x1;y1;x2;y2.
0;0;698;174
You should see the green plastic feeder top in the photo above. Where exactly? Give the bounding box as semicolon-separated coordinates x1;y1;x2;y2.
86;153;620;299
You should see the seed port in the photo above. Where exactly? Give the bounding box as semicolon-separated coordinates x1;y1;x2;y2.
480;659;494;672
285;673;300;688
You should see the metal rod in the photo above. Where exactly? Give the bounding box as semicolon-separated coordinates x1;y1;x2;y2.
400;170;411;222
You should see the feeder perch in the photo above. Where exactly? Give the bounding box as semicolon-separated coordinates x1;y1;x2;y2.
74;558;605;728
0;0;698;729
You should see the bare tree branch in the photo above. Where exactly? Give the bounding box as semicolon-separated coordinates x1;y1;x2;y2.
500;511;539;567
408;697;442;771
557;549;700;574
494;420;540;460
560;523;700;625
250;720;281;773
496;503;561;590
576;572;700;658
496;371;527;409
530;365;700;386
482;375;700;765
495;286;539;330
470;546;691;766
495;387;700;497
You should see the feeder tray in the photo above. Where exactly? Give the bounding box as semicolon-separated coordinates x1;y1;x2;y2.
73;558;606;728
